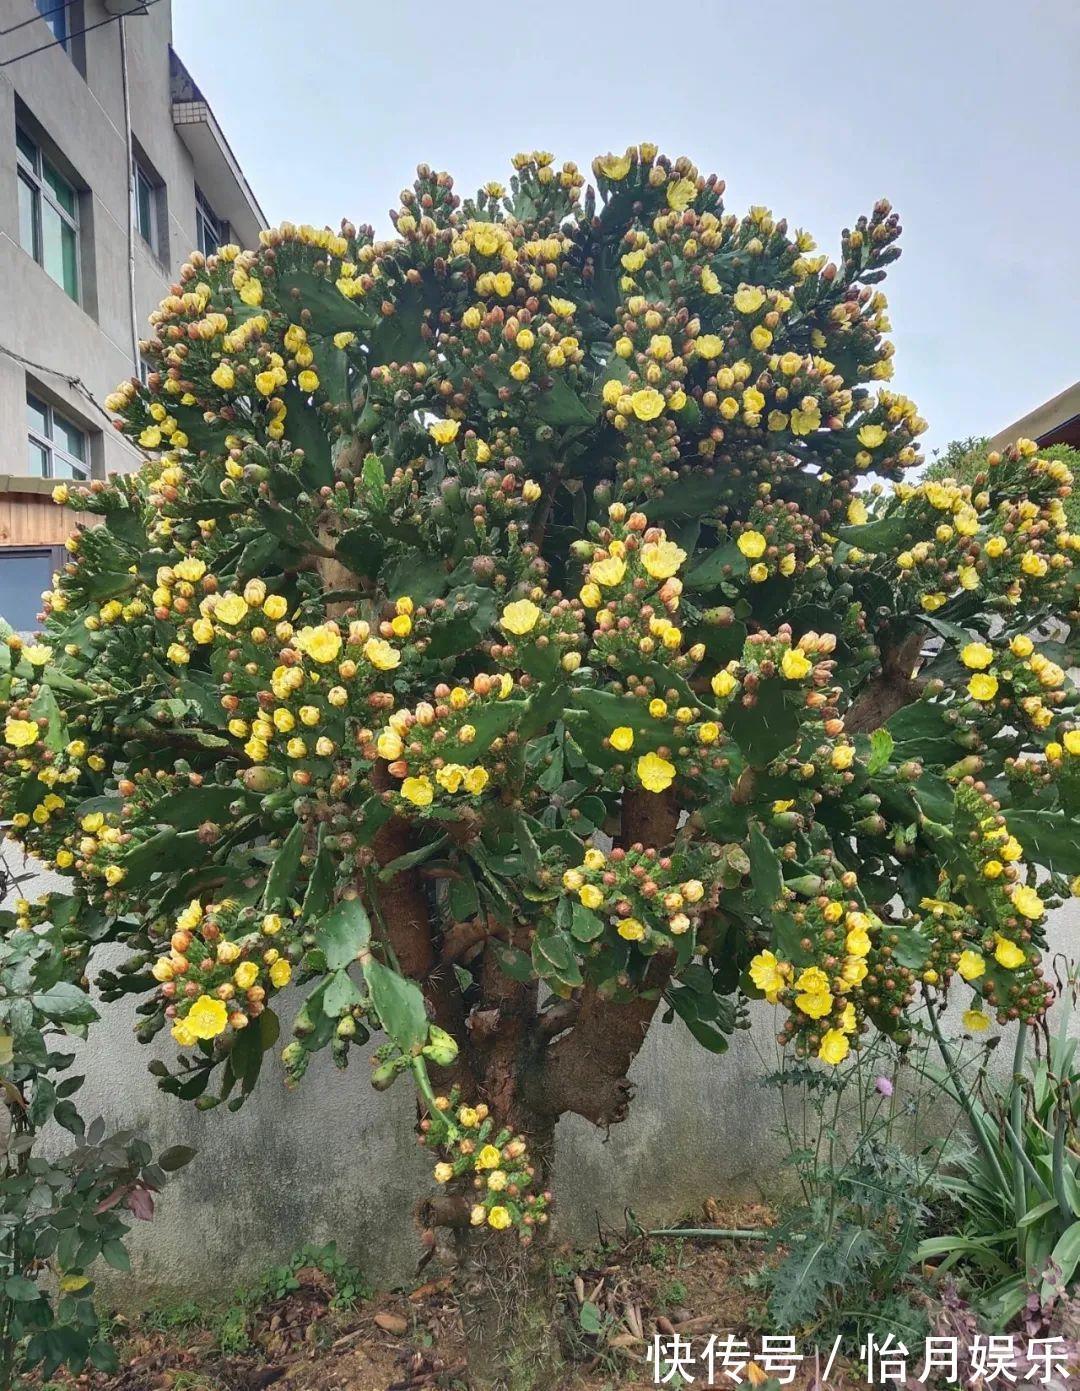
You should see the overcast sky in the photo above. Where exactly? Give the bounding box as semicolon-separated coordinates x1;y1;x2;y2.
173;0;1079;457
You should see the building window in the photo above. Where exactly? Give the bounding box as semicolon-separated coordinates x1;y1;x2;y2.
26;394;88;481
195;187;222;257
35;0;67;47
0;548;64;634
134;157;163;256
16;125;80;301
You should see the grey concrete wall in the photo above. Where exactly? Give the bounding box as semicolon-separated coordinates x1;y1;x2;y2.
3;844;1076;1300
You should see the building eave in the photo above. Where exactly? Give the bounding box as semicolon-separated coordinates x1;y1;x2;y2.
169;47;266;250
989;380;1080;452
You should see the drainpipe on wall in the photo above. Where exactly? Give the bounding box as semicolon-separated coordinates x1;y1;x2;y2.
118;16;140;373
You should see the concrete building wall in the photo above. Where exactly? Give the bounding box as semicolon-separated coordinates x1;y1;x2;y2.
0;0;263;541
4;846;1076;1300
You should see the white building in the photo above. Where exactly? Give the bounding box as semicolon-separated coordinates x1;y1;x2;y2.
0;0;264;628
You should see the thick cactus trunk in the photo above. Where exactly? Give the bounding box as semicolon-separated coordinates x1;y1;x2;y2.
455;1214;564;1391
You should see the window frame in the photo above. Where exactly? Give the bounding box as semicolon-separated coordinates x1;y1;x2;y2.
16;123;81;303
0;546;67;635
133;155;161;255
195;186;222;258
35;0;67;47
26;392;89;482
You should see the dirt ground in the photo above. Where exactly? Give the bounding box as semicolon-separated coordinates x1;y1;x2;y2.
53;1201;843;1391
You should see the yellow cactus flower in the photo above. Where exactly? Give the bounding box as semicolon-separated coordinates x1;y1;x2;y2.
781;648;812;680
956;950;985;981
640;538;687;580
5;719;39;748
818;1029;850;1065
736;531;766;562
609;727;634;752
597;152;631;180
429;419;460;446
795;986;833;1019
401;776;434;807
185;995;228;1040
213;593;248;626
831;743;855;770
961;642;993;670
636;752;675;793
234;961;259;990
712;670;737;698
589;555;626;587
463;766;490;795
579;884;604;911
666;177;697;211
1009;886;1043;921
967;673;998;702
733;285;765;314
500;599;541;635
294;625;342;664
749;950;787;1003
364;637;401;671
629;387;665;421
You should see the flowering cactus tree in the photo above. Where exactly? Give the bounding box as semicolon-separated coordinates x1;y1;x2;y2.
2;147;1078;1387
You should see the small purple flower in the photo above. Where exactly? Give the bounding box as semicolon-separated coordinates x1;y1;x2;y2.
875;1076;894;1097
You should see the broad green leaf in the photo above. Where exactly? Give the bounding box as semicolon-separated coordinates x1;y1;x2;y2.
315;898;371;969
101;1239;131;1271
1046;1221;1080;1298
300;825;335;923
29;683;66;753
228;1008;279;1096
1005;810;1080;875
158;1145;196;1171
4;1274;41;1302
30;983;97;1026
570;900;605;942
534;376;595;427
322;969;362;1017
668;987;731;1054
263;820;306;910
378;834;447;881
867;727;894;775
154;784;247;831
513;813;543;884
531;929;583;988
363;958;428;1052
748;823;783;912
837;511;917;552
492;942;534;983
121;830;209;887
726;680;799;765
684;541;748;590
578;1301;602;1333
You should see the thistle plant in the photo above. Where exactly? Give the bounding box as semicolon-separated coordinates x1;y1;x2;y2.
2;145;1079;1388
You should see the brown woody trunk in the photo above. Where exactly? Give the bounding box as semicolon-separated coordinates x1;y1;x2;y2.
422;793;683;1386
